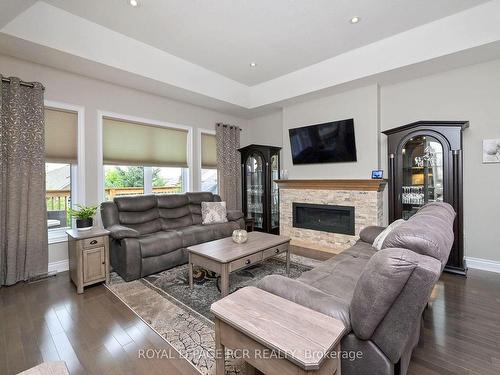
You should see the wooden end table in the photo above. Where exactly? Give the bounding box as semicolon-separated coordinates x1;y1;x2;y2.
66;228;110;294
187;232;290;297
211;286;346;375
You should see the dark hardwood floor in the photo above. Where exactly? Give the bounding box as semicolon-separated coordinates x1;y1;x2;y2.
0;272;197;375
1;268;499;375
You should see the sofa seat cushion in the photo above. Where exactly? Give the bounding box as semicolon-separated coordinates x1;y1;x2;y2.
176;225;215;247
138;231;183;258
298;253;371;304
258;275;351;330
204;221;240;239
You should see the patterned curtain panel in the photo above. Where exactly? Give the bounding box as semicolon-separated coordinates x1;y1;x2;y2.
215;123;242;211
0;76;48;286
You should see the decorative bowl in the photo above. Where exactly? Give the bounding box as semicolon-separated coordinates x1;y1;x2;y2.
232;229;248;244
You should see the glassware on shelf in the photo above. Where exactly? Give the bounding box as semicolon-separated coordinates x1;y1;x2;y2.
401;135;444;218
402;186;425;205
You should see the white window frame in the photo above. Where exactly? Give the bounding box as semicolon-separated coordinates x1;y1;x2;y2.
44;100;85;244
97;111;193;203
197;128;218;193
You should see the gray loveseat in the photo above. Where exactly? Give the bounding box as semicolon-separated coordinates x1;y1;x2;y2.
101;192;245;281
257;202;456;375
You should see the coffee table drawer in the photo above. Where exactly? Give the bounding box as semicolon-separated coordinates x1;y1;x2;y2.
263;242;288;259
229;252;263;272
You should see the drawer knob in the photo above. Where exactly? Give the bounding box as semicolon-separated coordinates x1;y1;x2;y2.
90;240;98;245
275;249;280;253
102;261;105;265
245;259;251;265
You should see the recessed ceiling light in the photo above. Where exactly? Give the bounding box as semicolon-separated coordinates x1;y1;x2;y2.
129;0;139;7
350;16;360;24
250;62;257;68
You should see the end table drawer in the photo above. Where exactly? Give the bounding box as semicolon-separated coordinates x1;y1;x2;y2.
263;243;288;259
229;252;263;272
82;236;105;249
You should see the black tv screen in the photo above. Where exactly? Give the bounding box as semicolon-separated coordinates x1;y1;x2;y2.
289;119;357;165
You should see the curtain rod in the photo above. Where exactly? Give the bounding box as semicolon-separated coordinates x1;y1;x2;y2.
1;77;45;91
217;123;242;131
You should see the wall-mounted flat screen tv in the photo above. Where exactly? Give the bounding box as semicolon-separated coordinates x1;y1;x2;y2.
289;119;357;165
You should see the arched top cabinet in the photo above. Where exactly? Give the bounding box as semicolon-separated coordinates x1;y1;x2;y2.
383;121;469;275
238;144;281;234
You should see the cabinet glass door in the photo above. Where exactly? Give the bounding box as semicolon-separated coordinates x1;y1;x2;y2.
401;135;444;220
245;153;264;229
270;154;280;230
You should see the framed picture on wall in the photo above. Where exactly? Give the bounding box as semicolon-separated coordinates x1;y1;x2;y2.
482;139;500;163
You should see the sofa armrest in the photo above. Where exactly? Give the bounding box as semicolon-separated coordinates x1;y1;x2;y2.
226;210;244;222
257;275;351;330
107;224;140;240
359;226;386;245
109;237;142;281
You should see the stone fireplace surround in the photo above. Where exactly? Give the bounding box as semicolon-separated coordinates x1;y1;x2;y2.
275;179;386;254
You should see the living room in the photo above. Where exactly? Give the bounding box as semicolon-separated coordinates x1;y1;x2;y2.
1;1;500;375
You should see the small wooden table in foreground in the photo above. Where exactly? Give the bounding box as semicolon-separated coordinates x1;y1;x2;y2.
187;232;290;297
211;286;346;375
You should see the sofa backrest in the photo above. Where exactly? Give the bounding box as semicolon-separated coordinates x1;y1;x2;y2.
186;192;220;224
350;248;441;363
101;192;222;233
113;194;161;235
382;202;456;269
157;194;193;230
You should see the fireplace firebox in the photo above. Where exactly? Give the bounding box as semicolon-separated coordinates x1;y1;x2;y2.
292;203;355;235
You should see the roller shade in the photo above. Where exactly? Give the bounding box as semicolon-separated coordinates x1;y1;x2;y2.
103;117;188;167
45;108;78;163
201;133;217;168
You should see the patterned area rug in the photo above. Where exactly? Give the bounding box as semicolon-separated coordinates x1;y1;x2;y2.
106;253;321;375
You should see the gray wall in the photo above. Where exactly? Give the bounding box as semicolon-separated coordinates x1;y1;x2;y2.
243;111;283;147
0;54;248;264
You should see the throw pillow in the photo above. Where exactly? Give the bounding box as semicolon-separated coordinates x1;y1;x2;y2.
372;219;405;250
201;201;228;225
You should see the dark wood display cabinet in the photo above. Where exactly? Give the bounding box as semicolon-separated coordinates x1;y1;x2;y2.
383;121;469;275
238;144;281;234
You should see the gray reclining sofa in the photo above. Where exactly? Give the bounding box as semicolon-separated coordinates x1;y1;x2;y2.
101;192;245;281
257;202;456;375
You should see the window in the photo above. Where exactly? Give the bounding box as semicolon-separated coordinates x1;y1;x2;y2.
44;108;78;243
200;131;218;193
104;165;144;200
103;165;187;201
102;117;190;199
46;162;72;232
201;169;218;193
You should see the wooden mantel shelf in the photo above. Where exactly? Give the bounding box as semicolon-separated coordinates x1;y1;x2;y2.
274;179;387;192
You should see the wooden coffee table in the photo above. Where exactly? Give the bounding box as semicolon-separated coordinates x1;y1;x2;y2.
187;232;291;297
211;287;346;375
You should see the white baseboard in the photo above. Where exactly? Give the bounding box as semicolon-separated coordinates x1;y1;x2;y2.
466;257;500;274
48;259;69;274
